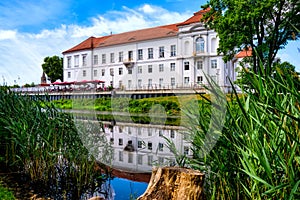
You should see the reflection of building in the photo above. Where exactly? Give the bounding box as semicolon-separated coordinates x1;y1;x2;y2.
63;8;237;93
103;122;192;173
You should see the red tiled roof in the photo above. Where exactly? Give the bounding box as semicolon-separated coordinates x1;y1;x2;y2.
63;36;111;54
63;9;209;54
235;48;252;58
178;8;210;26
97;23;179;47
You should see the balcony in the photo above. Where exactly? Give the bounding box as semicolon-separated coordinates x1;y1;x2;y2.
123;59;135;68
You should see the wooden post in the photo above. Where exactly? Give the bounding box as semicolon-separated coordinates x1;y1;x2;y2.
138;167;205;200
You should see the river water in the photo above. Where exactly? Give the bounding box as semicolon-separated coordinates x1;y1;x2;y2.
72;109;192;199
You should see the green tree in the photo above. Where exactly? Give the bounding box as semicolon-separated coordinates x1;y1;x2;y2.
41;55;63;83
203;0;300;74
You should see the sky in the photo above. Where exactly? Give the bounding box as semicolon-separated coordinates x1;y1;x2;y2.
0;0;299;86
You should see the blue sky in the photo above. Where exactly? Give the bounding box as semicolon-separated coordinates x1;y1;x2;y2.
0;0;299;85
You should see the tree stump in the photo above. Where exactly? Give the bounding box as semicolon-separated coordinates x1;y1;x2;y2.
137;167;205;200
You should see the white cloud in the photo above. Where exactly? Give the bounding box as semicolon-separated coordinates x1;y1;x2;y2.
139;4;156;14
0;4;192;86
0;30;17;40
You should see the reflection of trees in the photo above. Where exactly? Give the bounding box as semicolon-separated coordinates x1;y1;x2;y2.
75;120;114;166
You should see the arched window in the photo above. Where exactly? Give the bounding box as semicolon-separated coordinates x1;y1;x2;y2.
196;37;205;53
211;38;217;53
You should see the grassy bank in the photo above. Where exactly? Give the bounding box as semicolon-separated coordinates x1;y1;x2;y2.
50;94;211;116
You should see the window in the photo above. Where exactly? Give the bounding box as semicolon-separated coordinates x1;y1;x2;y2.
101;69;105;76
137;155;143;165
138;79;142;88
159;143;164;151
110;53;115;63
128;127;132;134
138;49;143;60
110;68;114;76
128;68;132;74
148;155;153;166
82;54;87;66
197;60;203;70
148;142;152;150
148;128;152;136
128;153;133;163
184;77;190;84
170;63;175;71
138;140;143;148
119;151;123;161
93;69;97;77
138;66;142;74
93;55;98;65
211;75;217;82
110;138;114;144
159;46;164;58
196;37;205;53
67;56;71;68
83;70;86;77
197;76;203;83
148;48;153;59
102;54;106;64
184;61;190;70
138;128;142;135
159;64;164;72
158;157;164;165
159;78;163;87
184;146;189;155
119;51;123;62
74;55;79;67
119;80;122;88
159;130;163;137
119;138;123;146
148;79;152;87
211;60;217;69
128;80;132;88
119;68;123;75
170;130;175;138
128;51;133;61
170;45;176;56
171;77;175;86
148;65;152;73
67;72;71;78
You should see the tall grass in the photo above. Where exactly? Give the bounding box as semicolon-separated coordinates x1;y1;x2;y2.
0;87;110;199
180;67;300;199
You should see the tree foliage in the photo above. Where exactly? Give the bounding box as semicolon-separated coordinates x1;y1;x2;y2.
202;0;300;74
42;55;63;83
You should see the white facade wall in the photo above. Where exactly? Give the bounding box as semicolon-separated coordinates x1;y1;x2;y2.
63;22;237;93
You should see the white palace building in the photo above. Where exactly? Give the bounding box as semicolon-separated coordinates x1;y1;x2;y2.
63;8;243;94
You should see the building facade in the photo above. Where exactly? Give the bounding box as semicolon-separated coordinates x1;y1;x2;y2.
63;9;236;93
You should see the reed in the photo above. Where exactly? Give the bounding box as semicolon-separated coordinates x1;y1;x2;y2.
0;87;109;198
170;65;300;199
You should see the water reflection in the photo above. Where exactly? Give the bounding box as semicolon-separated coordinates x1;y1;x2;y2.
103;121;192;174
